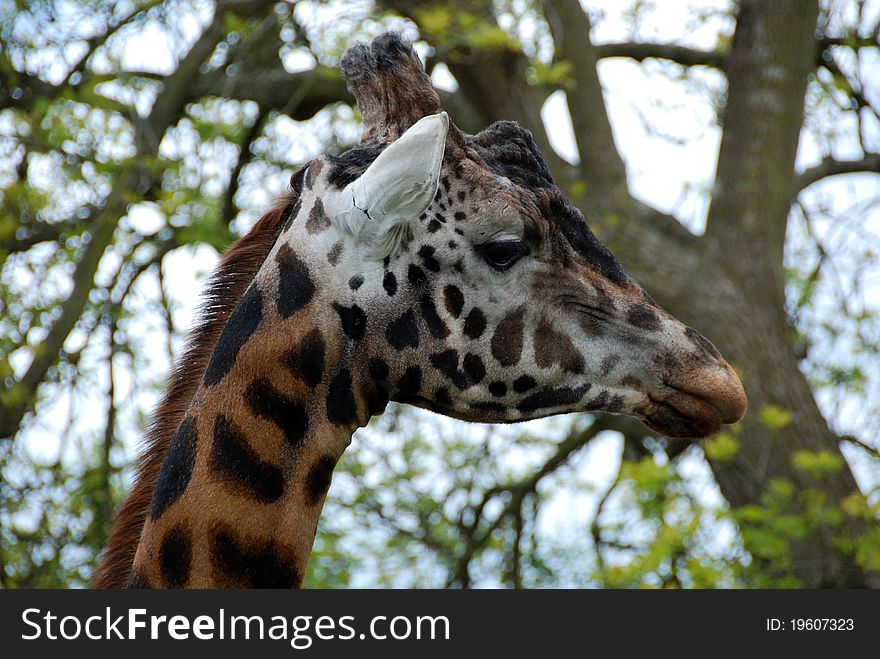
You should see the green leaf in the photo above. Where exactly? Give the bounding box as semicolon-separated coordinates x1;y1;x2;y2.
792;450;845;479
704;431;740;462
758;404;793;431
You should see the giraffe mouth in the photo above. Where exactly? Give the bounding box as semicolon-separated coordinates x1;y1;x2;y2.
642;389;724;438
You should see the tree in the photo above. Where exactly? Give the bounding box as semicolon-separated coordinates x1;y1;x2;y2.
1;0;878;588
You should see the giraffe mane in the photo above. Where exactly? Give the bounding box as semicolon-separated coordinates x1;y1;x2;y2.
93;194;298;588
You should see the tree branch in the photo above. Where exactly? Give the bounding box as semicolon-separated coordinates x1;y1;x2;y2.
446;414;648;586
193;65;349;121
0;1;272;441
1;221;71;256
794;154;880;194
591;444;625;576
839;434;880;462
221;106;268;225
545;0;629;194
594;41;727;69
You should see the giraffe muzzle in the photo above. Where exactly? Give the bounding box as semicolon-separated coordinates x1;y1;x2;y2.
646;359;747;438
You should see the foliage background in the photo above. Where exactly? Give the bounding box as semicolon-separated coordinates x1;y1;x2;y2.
1;0;879;588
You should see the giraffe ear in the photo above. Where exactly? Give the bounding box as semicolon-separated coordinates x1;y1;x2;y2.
332;112;449;258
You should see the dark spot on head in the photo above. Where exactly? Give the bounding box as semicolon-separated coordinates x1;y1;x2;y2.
407;263;427;287
627;303;662;331
149;417;198;520
427;219;442;233
441;175;450;192
489;381;507;397
397;365;422;395
367;385;389;416
386;310;419;350
327;241;344;265
421;297;449;339
463;307;487;339
463;353;486;385
369;357;389;381
435;387;453;407
448;240;458;250
491;307;525;366
276;244;316;318
429;349;468;389
443;285;464;319
306;198;330;234
454;211;466;222
418;245;441;272
326;140;384;189
204;286;263;386
211;527;300;589
160;526;192;588
211;415;285;502
584;390;610;411
333;302;367;341
282;328;325;389
512;375;537;393
348;275;364;290
305;456;337;506
457;190;466;202
517;384;591;414
383;270;398;296
534;319;585;374
652;351;678;381
245;378;309;451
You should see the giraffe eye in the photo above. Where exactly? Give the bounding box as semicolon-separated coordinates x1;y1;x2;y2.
477;240;529;271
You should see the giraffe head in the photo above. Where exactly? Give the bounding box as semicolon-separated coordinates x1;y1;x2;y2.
267;33;746;438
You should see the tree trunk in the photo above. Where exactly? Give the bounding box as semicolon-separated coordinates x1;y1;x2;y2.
543;0;873;586
696;0;870;587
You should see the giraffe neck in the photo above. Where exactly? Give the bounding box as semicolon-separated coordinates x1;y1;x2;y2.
129;290;382;588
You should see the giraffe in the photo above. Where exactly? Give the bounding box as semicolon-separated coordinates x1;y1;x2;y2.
95;33;746;588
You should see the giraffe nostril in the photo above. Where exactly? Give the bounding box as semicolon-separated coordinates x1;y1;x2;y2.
684;326;722;361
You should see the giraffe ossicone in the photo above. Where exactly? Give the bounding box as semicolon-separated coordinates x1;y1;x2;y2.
96;32;746;589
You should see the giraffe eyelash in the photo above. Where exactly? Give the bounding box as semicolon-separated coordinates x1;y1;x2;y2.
475;240;529;271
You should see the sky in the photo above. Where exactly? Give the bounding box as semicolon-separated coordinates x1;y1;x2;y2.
5;0;879;578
